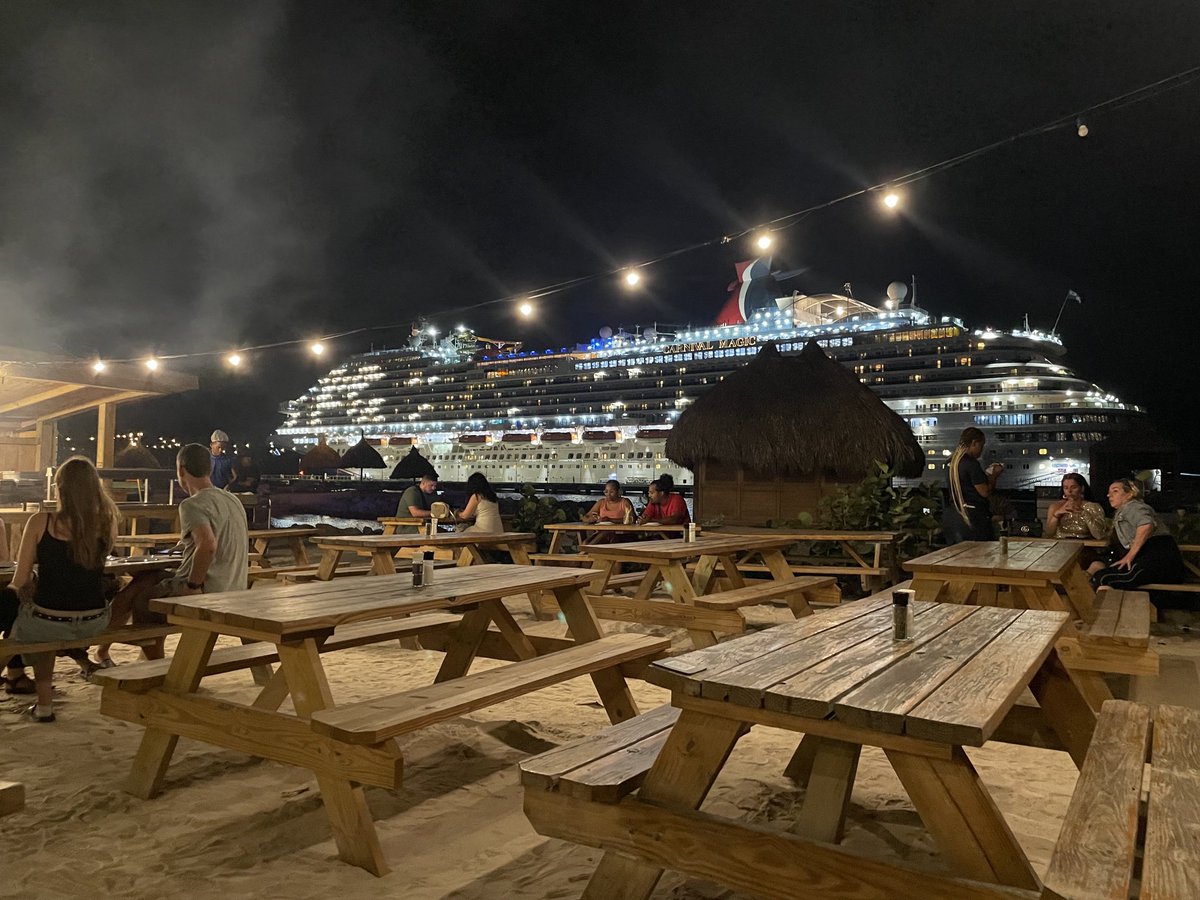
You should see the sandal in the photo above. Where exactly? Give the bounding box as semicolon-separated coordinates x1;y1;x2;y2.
24;704;55;723
4;674;36;695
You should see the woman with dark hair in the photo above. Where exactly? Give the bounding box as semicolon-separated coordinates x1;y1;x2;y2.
582;480;635;526
1045;473;1109;540
1;457;120;721
943;427;1001;543
1089;478;1187;592
457;472;502;534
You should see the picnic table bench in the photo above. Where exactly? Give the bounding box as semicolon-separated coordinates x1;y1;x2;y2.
581;534;839;648
100;564;667;876
711;525;904;591
542;522;687;555
113;526;318;567
520;597;1110;897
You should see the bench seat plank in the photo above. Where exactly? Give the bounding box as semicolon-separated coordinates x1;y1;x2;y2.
521;703;681;801
529;553;594;567
693;576;836;610
1143;702;1200;900
310;633;670;744
1042;699;1150;900
0;625;176;657
1112;591;1151;647
93;613;463;691
1142;582;1200;592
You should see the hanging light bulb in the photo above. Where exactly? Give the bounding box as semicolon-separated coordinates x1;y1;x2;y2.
623;269;641;288
144;357;159;371
227;352;242;367
518;300;534;318
310;342;325;356
92;360;107;374
1076;118;1089;138
754;231;774;250
882;192;901;209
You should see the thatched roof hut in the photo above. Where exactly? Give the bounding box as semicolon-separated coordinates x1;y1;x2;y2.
113;442;162;469
261;448;302;476
390;446;438;481
667;340;923;479
299;437;341;473
339;434;386;474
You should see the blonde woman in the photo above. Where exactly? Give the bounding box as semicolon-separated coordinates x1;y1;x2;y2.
1089;478;1186;592
5;457;120;721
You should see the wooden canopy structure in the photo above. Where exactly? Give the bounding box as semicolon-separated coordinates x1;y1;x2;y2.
666;340;923;524
0;346;197;472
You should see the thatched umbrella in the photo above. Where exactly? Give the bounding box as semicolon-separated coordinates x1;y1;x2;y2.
339;432;387;478
390;446;438;481
666;340;923;479
299;437;341;474
261;448;302;475
113;442;162;469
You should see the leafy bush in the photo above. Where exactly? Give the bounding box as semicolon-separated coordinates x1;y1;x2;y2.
511;484;568;551
781;461;944;560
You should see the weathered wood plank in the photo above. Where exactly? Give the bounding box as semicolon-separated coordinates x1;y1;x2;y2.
1041;699;1150;900
904;609;1068;746
1142;702;1200;900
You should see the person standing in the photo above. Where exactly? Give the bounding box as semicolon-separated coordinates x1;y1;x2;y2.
395;474;438;533
943;427;1001;543
209;429;234;489
108;443;249;660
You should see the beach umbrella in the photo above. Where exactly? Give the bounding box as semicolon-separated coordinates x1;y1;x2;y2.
390;446;438;481
339;432;387;478
666;339;924;479
113;442;163;468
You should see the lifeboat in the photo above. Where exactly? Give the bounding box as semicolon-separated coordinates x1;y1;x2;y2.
501;432;536;443
540;431;575;442
457;434;491;444
636;428;673;440
582;430;620;441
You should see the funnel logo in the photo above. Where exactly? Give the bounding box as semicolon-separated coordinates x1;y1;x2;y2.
715;257;780;325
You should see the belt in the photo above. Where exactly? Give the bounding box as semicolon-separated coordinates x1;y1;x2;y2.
31;606;107;623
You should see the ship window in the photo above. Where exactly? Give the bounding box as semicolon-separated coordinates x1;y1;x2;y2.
1038;448;1048;455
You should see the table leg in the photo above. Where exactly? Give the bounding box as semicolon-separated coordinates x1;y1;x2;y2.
691;554;720;594
547;530;564;554
589;559;616;594
125;629;217;800
885;746;1040;890
1016;583;1068;612
762;549;812;617
584;709;745;899
276;639;388;877
911;576;948;603
633;565;664;600
662;561;718;649
316;548;342;581
793;737;861;843
252;537;273;568
1029;649;1097;768
840;540;874;592
434;603;495;682
553;584;639;724
506;541;554;619
783;733;821;785
1060;564;1097;622
370;551;398;576
287;536;310;567
716;554;746;589
483;599;538;660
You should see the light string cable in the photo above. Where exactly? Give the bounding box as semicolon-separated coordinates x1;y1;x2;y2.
19;60;1200;368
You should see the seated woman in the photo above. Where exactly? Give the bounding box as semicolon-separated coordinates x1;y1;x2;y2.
1;520;37;696
1089;478;1187;593
637;474;690;526
581;480;635;545
456;472;502;535
4;457;120;721
1045;473;1109;540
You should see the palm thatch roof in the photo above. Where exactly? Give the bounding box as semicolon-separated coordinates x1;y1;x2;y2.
339;434;387;472
665;340;924;479
113;442;162;469
261;448;302;475
390;446;438;481
299;438;341;473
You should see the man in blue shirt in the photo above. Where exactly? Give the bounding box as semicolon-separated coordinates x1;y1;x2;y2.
209;429;234;489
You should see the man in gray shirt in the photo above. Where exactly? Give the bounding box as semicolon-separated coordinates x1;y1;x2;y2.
395;474;438;534
109;443;249;659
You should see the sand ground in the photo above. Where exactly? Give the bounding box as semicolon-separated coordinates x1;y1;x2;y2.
3;591;1196;900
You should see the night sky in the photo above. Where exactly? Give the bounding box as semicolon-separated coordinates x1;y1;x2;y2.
3;3;1199;465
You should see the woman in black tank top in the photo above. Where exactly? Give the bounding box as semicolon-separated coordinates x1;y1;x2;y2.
3;457;119;722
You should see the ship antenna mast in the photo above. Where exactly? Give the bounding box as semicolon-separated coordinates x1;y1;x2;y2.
1051;290;1083;336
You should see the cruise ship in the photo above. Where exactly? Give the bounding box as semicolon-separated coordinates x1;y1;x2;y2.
276;266;1145;489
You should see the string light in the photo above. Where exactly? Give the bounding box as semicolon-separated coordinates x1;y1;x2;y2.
18;63;1193;371
144;357;159;371
227;352;242;367
754;232;774;250
91;360;107;374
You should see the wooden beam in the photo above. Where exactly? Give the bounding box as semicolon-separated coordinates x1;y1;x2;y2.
32;390;147;424
97;401;117;468
0;383;86;415
36;418;56;470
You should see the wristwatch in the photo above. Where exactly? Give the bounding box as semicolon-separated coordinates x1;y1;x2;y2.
186;580;205;590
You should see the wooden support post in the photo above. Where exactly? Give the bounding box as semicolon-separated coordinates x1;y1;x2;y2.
96;402;117;469
36;418;57;472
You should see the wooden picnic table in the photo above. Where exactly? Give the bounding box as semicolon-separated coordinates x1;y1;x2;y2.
101;564;665;876
904;539;1096;622
311;531;539;577
543;522;686;553
376;516;427;535
712;525;904;591
584;534;817;648
113;527;317;567
563;597;1095;897
0;554;179;586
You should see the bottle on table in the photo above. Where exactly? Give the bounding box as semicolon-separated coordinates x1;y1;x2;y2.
892;588;914;641
411;550;425;588
422;550;434;585
998;522;1009;555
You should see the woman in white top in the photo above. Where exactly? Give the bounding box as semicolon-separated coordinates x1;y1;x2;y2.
457;472;503;534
